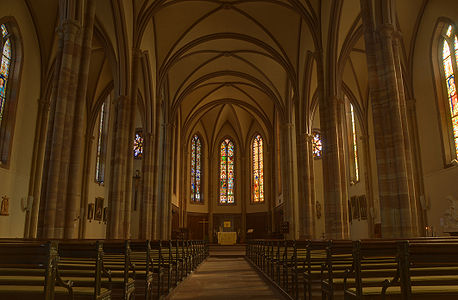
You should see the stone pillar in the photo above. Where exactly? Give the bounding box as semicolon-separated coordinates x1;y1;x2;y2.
140;132;154;239
241;155;247;243
65;0;96;238
297;132;315;238
281;122;300;239
208;153;214;243
41;19;81;239
26;98;51;238
319;95;346;239
78;134;95;238
180;149;189;229
107;95;131;239
360;0;414;237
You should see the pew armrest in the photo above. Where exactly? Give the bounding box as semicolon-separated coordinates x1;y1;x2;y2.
381;268;399;297
343;266;354;290
56;269;74;297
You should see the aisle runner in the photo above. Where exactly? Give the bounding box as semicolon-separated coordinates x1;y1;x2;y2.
168;257;286;300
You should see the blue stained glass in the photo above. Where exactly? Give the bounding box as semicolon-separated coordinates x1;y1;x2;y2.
134;131;144;159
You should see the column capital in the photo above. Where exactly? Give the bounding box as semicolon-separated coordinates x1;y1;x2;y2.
132;47;143;59
378;24;395;38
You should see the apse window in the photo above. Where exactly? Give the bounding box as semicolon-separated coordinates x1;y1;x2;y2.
133;130;144;159
312;131;322;158
190;134;202;203
251;134;264;203
0;22;20;167
220;138;235;204
438;24;458;164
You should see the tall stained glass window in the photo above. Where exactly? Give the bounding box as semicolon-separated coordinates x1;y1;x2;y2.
134;130;144;159
190;135;202;203
251;134;264;203
350;103;360;182
442;24;458;159
95;98;109;184
220;138;235;204
312;131;322;158
0;24;11;128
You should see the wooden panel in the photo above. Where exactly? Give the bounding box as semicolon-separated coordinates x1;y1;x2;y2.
246;212;269;239
187;213;208;240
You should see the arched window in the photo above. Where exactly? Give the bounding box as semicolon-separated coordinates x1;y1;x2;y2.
312;131;322;158
133;129;144;159
251;134;264;203
220;138;235;204
95;96;110;184
190;134;202;203
439;24;458;162
0;22;19;166
349;102;360;183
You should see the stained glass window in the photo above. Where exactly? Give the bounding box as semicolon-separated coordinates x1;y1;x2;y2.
350;104;360;182
252;134;264;203
312;132;322;158
95;99;109;184
220;138;235;204
0;24;11;127
442;26;458;159
190;135;202;203
134;130;144;159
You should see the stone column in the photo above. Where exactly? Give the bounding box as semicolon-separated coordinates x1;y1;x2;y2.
78;134;95;238
26;98;51;238
65;0;96;238
41;19;81;239
319;95;346;239
107;95;131;239
140;132;154;239
208;153;214;243
360;0;414;237
281;122;300;239
241;155;247;243
297;132;315;238
180;149;189;229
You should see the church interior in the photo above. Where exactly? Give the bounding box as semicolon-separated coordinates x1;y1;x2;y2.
1;0;458;299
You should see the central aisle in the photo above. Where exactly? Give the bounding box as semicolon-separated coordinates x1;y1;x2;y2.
167;256;287;300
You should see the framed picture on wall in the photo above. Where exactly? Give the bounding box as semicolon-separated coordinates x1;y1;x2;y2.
94;197;104;221
87;203;94;221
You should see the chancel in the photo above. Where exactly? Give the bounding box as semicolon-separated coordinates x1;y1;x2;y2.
1;0;458;299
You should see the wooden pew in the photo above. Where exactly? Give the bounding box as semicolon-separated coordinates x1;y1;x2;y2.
321;240;353;300
0;241;74;300
57;241;112;300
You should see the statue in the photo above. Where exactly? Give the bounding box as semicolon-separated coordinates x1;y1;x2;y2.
0;196;9;216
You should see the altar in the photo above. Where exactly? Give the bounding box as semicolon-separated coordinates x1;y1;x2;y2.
217;231;237;245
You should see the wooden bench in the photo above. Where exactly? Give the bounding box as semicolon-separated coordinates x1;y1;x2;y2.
57;241;112;300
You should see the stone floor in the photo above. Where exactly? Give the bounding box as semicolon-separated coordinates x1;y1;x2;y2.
167;252;286;300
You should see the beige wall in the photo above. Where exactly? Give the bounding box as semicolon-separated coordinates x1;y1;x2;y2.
413;1;458;236
0;1;40;238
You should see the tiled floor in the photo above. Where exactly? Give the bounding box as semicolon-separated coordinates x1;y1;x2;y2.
167;256;286;300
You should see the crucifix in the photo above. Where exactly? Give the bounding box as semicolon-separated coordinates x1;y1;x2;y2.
198;219;208;239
